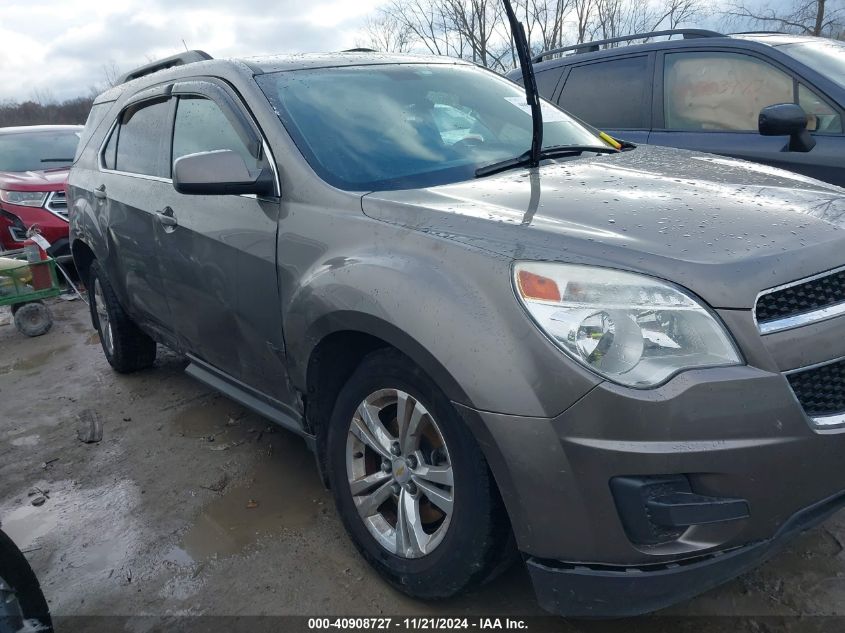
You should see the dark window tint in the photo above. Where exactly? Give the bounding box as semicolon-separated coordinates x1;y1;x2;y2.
172;97;261;170
558;56;649;129
102;125;118;170
114;99;170;177
533;69;561;100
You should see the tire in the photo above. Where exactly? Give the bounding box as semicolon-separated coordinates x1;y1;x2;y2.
326;349;512;599
88;260;156;373
13;302;52;337
0;529;53;633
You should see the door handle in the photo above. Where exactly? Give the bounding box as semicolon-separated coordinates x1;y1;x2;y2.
155;207;178;228
93;185;107;199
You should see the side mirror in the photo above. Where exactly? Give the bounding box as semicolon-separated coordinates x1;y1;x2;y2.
173;149;275;196
758;103;816;153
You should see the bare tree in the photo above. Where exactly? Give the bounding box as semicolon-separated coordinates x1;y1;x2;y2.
102;61;122;88
357;11;414;51
726;0;844;36
383;0;462;56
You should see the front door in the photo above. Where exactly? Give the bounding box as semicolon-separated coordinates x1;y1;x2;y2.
650;50;845;186
155;88;293;404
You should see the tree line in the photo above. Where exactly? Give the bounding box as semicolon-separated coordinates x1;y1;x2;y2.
0;97;93;128
357;0;844;71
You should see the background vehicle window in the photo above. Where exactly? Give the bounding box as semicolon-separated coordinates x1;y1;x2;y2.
114;99;170;177
664;52;793;131
798;83;842;134
557;57;649;129
0;129;80;172
172;97;261;170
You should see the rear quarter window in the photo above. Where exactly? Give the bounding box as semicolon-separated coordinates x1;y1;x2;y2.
558;56;650;129
74;102;114;163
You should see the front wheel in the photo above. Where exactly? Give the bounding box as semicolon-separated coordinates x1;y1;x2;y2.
0;529;52;633
327;349;512;599
89;261;156;373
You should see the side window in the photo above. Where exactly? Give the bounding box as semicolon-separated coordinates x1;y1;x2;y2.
114;99;171;177
558;56;649;129
798;83;842;134
75;102;112;162
172;97;261;171
664;52;793;131
102;124;118;170
534;69;560;101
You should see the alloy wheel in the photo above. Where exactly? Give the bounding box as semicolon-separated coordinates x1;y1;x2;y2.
93;278;114;356
345;388;454;559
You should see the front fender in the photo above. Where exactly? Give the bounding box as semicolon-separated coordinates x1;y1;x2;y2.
283;241;600;418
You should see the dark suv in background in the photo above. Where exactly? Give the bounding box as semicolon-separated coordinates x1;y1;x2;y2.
70;49;845;617
508;30;845;186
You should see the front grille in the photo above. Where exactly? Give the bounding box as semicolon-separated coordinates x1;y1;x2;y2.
787;358;845;418
756;267;845;325
45;191;68;219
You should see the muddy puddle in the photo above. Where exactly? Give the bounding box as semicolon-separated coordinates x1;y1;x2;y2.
2;479;140;583
169;429;329;564
0;344;72;375
173;397;253;439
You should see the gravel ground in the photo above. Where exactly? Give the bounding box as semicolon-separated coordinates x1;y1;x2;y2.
2;299;845;632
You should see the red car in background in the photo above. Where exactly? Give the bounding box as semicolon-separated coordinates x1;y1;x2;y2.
0;125;82;260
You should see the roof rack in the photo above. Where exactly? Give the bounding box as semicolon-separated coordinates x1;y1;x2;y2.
532;29;724;62
342;48;379;53
117;50;213;85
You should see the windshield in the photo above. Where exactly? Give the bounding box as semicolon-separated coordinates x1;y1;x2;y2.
256;63;605;191
0;129;81;172
780;39;845;90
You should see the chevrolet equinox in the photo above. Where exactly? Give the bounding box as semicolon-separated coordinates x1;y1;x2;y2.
68;49;845;617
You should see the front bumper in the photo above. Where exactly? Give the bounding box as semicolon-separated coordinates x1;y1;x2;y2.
526;488;845;617
455;344;845;615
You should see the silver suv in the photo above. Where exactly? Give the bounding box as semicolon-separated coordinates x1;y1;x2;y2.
69;50;845;617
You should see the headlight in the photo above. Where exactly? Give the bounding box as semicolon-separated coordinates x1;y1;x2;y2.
0;190;48;207
514;262;742;387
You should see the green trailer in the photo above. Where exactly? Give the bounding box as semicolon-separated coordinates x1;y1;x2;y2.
0;253;61;337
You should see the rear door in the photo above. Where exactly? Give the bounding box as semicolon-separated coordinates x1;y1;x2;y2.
555;54;653;144
154;79;294;404
96;93;175;340
649;49;845;185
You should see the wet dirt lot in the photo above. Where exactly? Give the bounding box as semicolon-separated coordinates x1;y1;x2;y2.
3;299;845;631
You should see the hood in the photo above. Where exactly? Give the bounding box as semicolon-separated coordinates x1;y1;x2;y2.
362;145;845;309
0;168;69;191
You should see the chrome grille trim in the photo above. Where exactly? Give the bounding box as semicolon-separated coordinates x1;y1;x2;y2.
45;191;68;221
755;264;845;335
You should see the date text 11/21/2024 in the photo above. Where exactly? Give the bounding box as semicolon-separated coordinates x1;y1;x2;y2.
307;618;529;630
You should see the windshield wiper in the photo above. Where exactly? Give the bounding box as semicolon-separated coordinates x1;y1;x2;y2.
41;158;73;163
503;0;542;168
475;145;619;178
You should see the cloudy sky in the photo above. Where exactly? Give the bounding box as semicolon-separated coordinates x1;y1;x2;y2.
1;0;384;102
1;0;799;103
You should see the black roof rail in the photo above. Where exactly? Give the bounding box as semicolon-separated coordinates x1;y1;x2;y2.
531;29;724;63
117;50;213;85
342;47;379;53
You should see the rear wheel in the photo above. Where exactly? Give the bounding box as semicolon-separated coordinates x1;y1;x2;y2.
327;349;511;599
89;261;156;373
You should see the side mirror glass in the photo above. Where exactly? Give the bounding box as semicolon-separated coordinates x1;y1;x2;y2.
172;149;275;196
758;103;816;153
